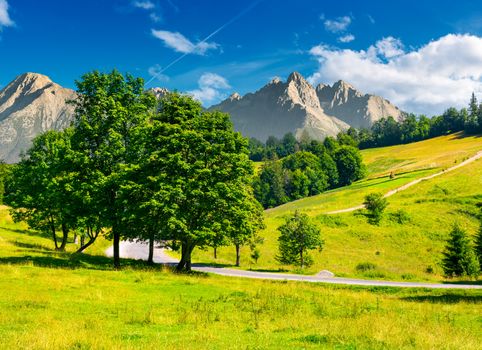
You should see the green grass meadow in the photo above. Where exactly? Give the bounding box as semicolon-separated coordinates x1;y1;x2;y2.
1;133;482;349
0;219;481;349
192;133;482;281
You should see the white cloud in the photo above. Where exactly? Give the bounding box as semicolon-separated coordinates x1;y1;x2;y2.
374;36;404;58
149;13;162;23
132;1;155;10
324;16;351;33
338;34;355;43
148;64;169;82
151;30;219;55
188;73;231;105
308;34;482;115
0;0;14;28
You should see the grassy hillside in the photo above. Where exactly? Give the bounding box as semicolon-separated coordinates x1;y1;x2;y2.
192;133;482;281
0;216;481;349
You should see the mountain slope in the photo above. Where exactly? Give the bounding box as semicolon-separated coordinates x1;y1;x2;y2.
211;72;403;141
316;80;404;129
0;73;75;163
190;133;482;281
210;72;350;142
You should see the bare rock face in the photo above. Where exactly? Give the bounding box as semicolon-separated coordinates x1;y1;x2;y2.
211;72;403;142
0;73;75;163
316;80;404;129
210;72;349;142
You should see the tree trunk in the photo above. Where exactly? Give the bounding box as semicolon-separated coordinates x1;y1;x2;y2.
148;233;154;265
176;242;194;272
113;225;120;269
214;247;217;259
235;244;241;267
50;219;59;250
58;222;69;251
300;248;304;269
76;227;99;253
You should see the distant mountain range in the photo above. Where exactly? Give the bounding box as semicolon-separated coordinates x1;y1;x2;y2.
210;72;403;142
0;72;403;163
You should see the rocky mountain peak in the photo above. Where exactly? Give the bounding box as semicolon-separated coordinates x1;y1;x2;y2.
0;73;76;163
228;92;241;101
287;71;307;85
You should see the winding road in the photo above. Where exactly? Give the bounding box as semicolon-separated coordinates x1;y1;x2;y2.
105;151;482;289
106;241;482;289
326;150;482;214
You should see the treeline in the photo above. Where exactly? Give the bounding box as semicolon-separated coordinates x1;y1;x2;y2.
0;162;9;204
4;71;264;271
253;138;365;208
338;93;482;149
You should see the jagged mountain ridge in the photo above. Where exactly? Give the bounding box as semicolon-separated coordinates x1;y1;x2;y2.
210;72;404;141
0;71;404;163
0;73;76;163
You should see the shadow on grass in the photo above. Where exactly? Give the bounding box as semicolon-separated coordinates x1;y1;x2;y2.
0;225;54;241
0;251;179;272
12;241;52;251
402;293;482;304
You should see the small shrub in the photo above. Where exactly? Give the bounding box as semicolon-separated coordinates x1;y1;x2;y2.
425;265;435;274
364;193;388;225
389;209;411;224
401;273;416;280
356;262;377;272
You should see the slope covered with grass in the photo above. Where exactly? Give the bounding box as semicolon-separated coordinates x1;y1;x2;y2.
192;133;482;281
0;218;481;349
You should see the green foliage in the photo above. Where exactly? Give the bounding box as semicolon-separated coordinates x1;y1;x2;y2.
475;213;482;270
389;209;411;224
122;92;264;271
343;92;482;150
364;193;388;225
276;211;323;268
333;146;366;186
253;159;288;208
355;262;377;272
0;162;10;205
70;70;156;266
5;130;76;251
441;224;480;278
253;142;363;209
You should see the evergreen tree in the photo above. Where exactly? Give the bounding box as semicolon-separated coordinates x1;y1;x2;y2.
441;224;480;278
475;214;482;270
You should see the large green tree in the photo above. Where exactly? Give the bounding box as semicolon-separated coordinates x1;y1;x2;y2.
123;92;264;271
276;211;323;268
70;70;156;268
5;130;76;251
333;146;366;186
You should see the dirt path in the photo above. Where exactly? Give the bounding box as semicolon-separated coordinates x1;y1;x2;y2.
326;150;482;214
105;241;482;289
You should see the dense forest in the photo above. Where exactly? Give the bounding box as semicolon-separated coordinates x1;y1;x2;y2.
252;139;365;208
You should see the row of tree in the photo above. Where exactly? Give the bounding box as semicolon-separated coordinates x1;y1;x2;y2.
253;142;365;208
339;92;482;149
4;71;264;271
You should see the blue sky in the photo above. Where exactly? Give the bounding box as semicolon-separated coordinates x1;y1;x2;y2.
1;0;482;114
